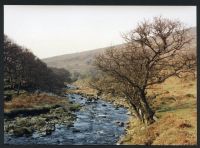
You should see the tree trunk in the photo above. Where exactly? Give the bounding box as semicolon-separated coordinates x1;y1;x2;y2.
140;91;155;125
17;82;20;95
124;91;155;124
130;101;143;121
126;96;145;123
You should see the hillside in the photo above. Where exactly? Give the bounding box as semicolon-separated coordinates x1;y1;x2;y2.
42;27;196;74
43;44;125;74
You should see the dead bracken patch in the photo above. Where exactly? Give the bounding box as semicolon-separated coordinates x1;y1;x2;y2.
185;94;195;98
4;93;70;112
179;123;192;128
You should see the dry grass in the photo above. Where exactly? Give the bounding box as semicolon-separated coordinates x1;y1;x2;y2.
121;74;197;145
71;78;98;95
4;93;70;113
68;74;197;145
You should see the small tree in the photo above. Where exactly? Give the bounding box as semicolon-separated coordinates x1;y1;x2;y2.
93;17;196;124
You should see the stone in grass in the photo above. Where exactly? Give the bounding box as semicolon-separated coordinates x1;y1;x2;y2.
126;111;131;115
4;94;12;101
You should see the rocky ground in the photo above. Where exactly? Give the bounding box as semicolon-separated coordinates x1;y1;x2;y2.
4;92;79;138
4;93;129;145
4;107;76;137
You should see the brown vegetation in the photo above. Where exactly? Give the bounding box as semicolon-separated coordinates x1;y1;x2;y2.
4;93;70;113
119;75;196;145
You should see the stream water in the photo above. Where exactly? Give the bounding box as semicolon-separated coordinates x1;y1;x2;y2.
4;94;129;145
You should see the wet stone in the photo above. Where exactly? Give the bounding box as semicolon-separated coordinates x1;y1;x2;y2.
71;128;81;133
118;122;124;127
13;127;34;137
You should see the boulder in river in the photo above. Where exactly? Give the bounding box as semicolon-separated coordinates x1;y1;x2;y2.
71;128;81;133
98;114;107;118
67;122;74;128
86;100;92;104
87;97;93;102
118;122;124;127
13;127;34;137
69;101;73;104
115;121;120;124
114;121;124;127
45;123;55;135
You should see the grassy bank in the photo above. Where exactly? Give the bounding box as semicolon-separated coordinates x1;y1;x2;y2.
72;75;197;145
120;76;197;145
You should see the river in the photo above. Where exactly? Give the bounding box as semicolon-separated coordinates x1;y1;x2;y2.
4;93;129;145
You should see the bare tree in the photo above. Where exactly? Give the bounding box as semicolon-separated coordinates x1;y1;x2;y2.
92;17;196;124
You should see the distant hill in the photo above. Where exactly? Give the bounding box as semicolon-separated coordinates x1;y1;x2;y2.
42;44;124;74
42;27;196;74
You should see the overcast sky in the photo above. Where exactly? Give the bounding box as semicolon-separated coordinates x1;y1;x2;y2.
4;6;196;59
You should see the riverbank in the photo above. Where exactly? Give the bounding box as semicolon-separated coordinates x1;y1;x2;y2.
68;79;130;109
4;92;79;137
72;75;197;145
119;76;197;145
4;92;129;144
